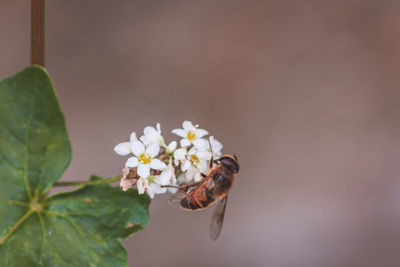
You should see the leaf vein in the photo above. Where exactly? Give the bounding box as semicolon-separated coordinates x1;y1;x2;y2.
23;102;34;200
37;213;46;265
0;200;29;207
37;213;72;266
0;209;33;245
42;210;91;266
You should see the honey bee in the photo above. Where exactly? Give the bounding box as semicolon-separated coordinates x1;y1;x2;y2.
165;154;239;240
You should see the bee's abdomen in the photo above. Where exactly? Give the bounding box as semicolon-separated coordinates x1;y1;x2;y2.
180;188;215;210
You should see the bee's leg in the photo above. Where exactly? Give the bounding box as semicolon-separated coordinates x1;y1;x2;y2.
161;184;188;192
161;180;203;191
182;180;203;190
161;185;181;189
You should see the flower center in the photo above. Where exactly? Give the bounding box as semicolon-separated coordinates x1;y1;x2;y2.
138;153;151;164
187;130;196;141
190;154;199;164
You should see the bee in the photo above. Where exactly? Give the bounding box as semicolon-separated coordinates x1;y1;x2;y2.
165;153;239;240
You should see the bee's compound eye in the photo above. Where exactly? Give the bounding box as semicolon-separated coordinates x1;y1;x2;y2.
220;156;239;173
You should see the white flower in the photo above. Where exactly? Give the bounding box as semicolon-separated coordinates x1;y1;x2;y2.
125;141;166;178
187;146;212;163
113;132;138;156
208;136;223;157
172;121;208;148
166;141;177;154
184;147;210;182
140;123;165;147
137;177;150;195
148;182;167;198
137;176;167;198
174;148;191;171
174;146;210;182
185;165;203;182
159;161;176;186
174;146;211;172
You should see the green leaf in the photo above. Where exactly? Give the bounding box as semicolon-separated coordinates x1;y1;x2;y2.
0;66;150;266
0;65;71;203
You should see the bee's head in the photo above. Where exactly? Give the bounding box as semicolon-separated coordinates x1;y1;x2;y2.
219;154;240;173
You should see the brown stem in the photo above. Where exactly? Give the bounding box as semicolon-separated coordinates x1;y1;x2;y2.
31;0;45;66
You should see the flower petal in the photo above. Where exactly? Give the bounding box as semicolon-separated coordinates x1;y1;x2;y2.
185;166;196;181
151;183;167;194
193;139;207;149
182;121;195;131
137;178;148;194
187;146;197;156
181;160;191;172
137;164;150;178
194;172;202;182
170;173;177;184
196;129;208;138
143;126;157;136
167;141;177;153
139;135;149;145
146;143;160;158
147;189;155;199
210;136;223;150
197;150;212;160
180;139;191;147
168;187;178;194
199;161;209;172
130;132;138;143
131;141;145;157
122;166;130;179
174;148;187;160
158;136;166;146
140;126;158;145
125;157;139;167
160;170;172;185
149;158;166;170
172;129;186;137
120;178;136;191
113;142;131;156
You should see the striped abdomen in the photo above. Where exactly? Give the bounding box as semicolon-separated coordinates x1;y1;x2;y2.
180;166;235;210
180;179;216;210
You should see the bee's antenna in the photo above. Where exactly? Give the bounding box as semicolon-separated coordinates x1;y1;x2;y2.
234;153;238;162
208;137;214;168
185;155;207;178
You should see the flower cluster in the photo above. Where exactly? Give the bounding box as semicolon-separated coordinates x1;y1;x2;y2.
114;121;223;198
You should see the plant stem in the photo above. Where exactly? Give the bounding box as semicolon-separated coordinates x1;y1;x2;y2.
53;175;122;187
31;0;45;66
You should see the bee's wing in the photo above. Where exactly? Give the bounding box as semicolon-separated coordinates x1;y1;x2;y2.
210;195;228;240
167;181;203;205
168;189;185;205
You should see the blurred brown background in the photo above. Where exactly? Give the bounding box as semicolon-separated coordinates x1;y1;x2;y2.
2;1;400;266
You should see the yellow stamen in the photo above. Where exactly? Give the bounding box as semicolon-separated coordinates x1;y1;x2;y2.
190;154;199;164
187;131;196;141
138;153;151;164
